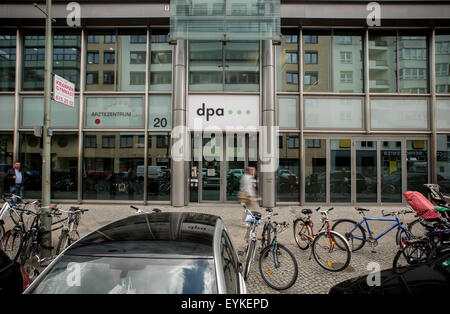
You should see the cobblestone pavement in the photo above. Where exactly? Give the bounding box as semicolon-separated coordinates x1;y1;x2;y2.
5;202;414;294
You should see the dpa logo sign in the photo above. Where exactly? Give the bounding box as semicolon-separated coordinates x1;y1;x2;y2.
188;95;259;131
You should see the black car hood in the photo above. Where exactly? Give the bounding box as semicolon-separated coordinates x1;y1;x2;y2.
329;253;450;294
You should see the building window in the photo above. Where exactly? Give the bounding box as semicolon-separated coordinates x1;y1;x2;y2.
130;35;146;44
0;34;16;91
87;35;99;43
340;71;353;83
304;72;318;85
436;34;450;94
286;72;299;85
102;135;115;148
130;51;146;64
104;35;116;44
130;71;145;85
103;71;114;84
276;30;299;92
307;139;321;148
87;51;99;64
340;51;352;64
287;136;300;149
305;51;318;64
286;52;298;64
304;35;318;44
84;135;97;148
285;35;298;43
120;135;133;148
86;72;98;85
104;51;115;64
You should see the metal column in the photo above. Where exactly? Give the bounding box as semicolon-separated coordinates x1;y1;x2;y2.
171;40;187;207
261;40;276;208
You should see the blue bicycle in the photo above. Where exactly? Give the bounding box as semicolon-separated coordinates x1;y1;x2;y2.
332;207;415;252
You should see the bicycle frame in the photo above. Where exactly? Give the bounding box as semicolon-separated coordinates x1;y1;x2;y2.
348;216;409;242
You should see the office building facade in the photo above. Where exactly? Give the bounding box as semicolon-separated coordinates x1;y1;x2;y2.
0;0;449;207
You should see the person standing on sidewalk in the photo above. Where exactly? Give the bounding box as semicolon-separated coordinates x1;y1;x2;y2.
239;167;260;221
6;161;25;206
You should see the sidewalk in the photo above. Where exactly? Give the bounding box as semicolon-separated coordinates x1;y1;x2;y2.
63;202;412;294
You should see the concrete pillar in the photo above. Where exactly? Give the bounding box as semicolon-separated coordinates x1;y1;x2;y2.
171;40;187;207
261;40;276;208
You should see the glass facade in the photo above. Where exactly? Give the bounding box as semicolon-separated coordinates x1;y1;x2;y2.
277;133;300;202
369;31;397;93
437;134;450;193
23;32;81;91
189;40;259;92
0;34;16;91
0;132;13;194
150;31;172;91
0;23;446;205
436;33;450;93
82;132;145;200
276;30;299;92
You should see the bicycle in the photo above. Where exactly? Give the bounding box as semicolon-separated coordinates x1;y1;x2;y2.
241;203;298;291
293;207;351;272
54;206;89;255
0;206;65;280
0;194;40;238
393;219;450;268
331;207;415;252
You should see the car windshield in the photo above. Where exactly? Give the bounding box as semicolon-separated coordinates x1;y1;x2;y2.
29;255;217;294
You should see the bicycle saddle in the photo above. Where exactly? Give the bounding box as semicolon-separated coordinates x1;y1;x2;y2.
356;207;370;212
302;209;312;215
251;211;262;220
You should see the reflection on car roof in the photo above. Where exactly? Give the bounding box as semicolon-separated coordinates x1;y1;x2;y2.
67;212;220;258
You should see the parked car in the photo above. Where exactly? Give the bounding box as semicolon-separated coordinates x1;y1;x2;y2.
0;248;30;294
25;212;246;294
328;251;450;294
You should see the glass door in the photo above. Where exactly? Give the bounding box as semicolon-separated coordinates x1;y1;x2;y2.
201;135;222;201
225;134;245;201
381;140;403;203
355;140;377;203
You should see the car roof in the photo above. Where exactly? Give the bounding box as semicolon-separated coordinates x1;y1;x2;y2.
66;212;221;258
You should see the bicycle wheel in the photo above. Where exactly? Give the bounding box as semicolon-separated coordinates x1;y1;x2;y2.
332;219;366;252
0;229;23;262
395;227;412;249
408;219;427;239
0;223;5;240
393;241;429;268
293;219;311;250
55;229;69;255
312;231;351;272
258;243;298;290
243;239;256;281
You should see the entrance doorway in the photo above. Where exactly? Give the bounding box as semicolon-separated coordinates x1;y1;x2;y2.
189;132;258;202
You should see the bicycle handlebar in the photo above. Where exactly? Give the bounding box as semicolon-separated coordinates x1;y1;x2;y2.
382;209;415;217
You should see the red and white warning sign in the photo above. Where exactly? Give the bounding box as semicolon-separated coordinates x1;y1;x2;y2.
53;74;75;107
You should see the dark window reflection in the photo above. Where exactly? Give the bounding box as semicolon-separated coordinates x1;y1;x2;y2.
83;132;144;200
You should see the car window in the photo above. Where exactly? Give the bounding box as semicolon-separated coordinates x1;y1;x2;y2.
220;231;239;294
29;255;217;294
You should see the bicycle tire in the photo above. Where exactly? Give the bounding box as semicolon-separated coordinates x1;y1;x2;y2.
55;229;69;255
0;229;23;262
0;222;5;240
332;219;366;252
293;218;311;250
395;227;412;249
407;218;427;239
393;241;429;268
243;239;256;281
258;243;298;291
311;231;351;272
